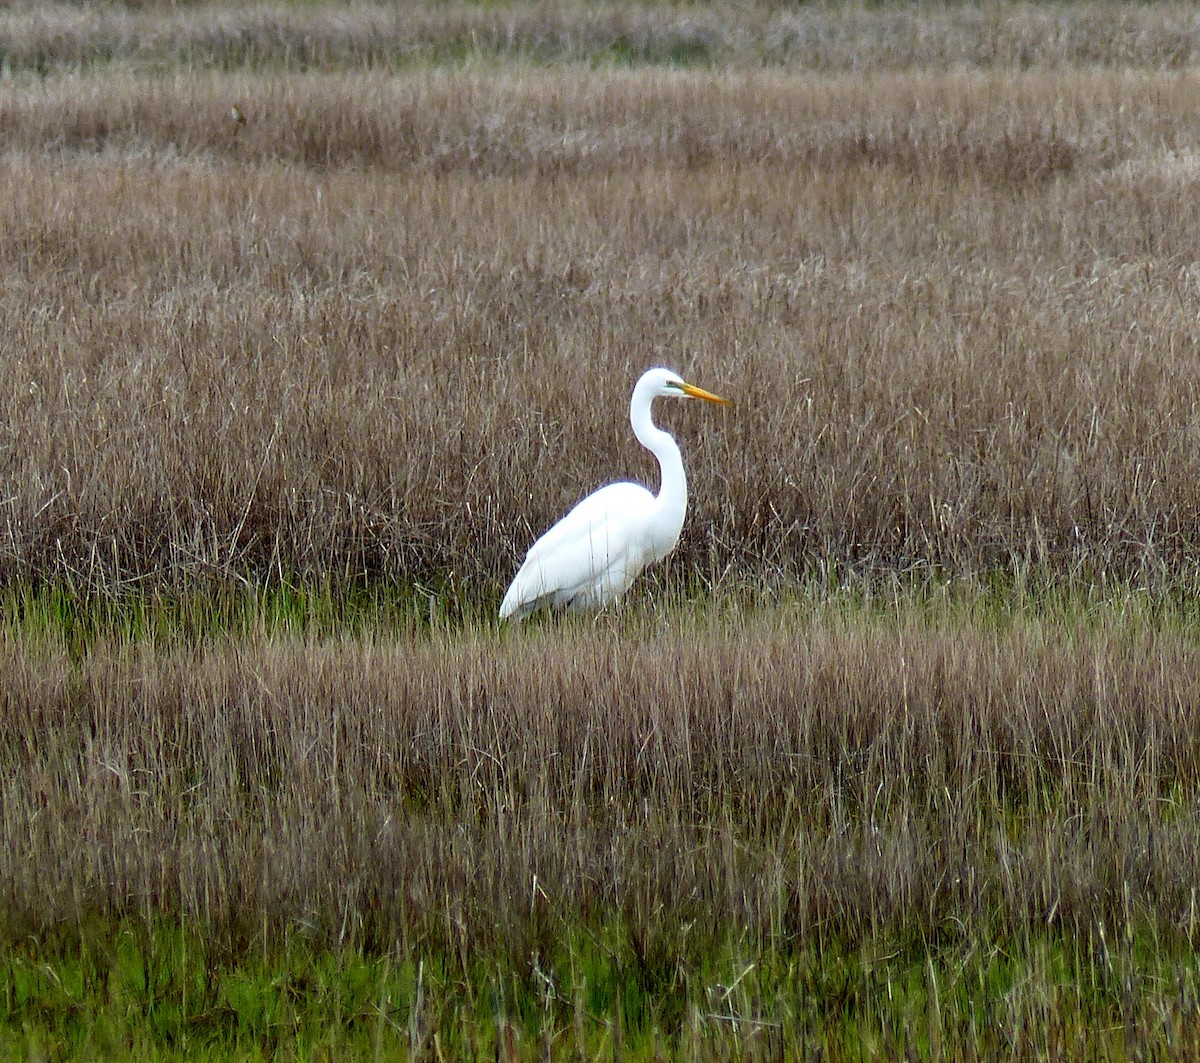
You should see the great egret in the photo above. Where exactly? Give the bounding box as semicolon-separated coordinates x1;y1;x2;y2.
499;367;730;621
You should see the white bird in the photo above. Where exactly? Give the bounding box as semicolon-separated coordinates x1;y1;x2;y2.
499;367;730;621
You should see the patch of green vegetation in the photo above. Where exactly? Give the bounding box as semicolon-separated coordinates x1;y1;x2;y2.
755;563;1200;638
0;12;728;80
10;566;1200;653
3;917;1200;1059
0;576;499;655
597;30;718;69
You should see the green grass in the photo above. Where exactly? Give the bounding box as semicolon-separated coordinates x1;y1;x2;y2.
4;917;1200;1059
9;568;1200;654
0;578;484;656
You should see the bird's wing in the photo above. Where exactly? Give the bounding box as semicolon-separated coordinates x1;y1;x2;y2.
500;482;655;619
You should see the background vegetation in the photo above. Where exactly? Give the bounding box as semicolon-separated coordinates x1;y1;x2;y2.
4;1;1200;1057
6;5;1200;597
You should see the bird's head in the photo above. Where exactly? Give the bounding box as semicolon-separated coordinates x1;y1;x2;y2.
640;367;731;406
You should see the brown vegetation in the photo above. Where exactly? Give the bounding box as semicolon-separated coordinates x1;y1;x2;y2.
5;610;1199;957
2;2;1200;75
4;58;1200;596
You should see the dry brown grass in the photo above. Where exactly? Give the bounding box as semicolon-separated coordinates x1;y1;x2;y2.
4;610;1200;957
4;60;1200;594
2;2;1200;75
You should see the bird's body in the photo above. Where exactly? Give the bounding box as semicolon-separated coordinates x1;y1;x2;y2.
499;367;729;621
502;481;667;615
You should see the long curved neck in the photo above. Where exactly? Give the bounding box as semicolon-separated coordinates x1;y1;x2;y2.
631;383;687;534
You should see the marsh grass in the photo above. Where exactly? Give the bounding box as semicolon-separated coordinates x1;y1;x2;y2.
6;917;1200;1058
6;62;1200;595
4;602;1200;1054
3;2;1200;76
0;578;467;657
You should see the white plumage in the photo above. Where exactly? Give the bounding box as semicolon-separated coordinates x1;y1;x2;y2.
499;367;730;621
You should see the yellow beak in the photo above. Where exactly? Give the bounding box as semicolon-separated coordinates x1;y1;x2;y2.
680;382;732;406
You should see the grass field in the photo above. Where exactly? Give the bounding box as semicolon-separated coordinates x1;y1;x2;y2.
6;1;1200;1057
